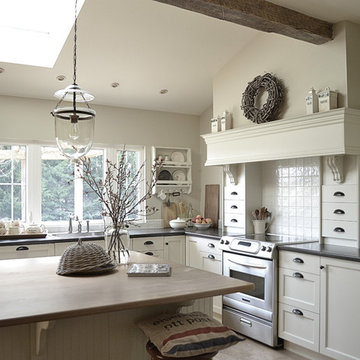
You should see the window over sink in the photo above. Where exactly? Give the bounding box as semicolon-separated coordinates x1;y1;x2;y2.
0;143;145;231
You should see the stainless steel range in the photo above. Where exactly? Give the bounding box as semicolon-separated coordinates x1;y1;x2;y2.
219;234;313;347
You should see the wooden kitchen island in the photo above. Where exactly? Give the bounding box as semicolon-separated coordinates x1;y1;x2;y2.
0;251;253;360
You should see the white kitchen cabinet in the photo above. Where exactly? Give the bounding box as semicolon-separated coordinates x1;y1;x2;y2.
320;257;360;360
186;235;222;314
0;243;54;260
130;236;185;265
164;236;185;265
278;250;320;352
152;146;192;195
322;184;359;247
54;240;105;256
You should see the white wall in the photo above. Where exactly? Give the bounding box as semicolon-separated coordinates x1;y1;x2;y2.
212;22;351;128
0;95;201;222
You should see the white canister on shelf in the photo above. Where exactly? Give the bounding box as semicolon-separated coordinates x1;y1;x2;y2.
318;87;338;112
305;88;319;114
220;111;232;131
210;116;220;133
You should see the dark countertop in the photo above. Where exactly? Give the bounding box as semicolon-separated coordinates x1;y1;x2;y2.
278;242;360;262
0;227;241;247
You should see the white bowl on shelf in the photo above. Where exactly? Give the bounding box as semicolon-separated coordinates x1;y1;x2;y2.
169;217;187;230
193;223;211;230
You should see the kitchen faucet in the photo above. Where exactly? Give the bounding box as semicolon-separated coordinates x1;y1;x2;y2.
68;213;73;233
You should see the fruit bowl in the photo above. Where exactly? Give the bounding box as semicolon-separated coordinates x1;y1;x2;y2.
193;223;211;230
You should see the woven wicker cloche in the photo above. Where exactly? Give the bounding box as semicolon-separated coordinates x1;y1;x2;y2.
57;239;117;276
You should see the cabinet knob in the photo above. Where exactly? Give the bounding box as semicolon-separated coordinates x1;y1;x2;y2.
333;209;345;215
208;254;215;260
320;265;325;270
16;246;29;251
334;227;345;233
292;272;304;279
292;309;303;316
165;242;169;245
292;257;304;264
144;240;154;245
333;191;345;197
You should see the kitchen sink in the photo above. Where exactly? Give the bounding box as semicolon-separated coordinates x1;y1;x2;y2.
52;231;104;239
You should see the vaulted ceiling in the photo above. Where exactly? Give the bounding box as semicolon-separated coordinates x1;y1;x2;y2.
0;0;359;115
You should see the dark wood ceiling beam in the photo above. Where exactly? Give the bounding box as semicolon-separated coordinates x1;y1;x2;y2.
153;0;333;45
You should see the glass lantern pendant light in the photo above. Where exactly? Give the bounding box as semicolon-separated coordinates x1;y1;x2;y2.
51;0;95;160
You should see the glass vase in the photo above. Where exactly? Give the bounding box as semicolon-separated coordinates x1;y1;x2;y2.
105;223;130;265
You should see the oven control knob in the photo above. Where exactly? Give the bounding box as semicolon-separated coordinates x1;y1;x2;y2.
261;246;266;251
225;240;230;245
220;240;224;244
266;246;272;252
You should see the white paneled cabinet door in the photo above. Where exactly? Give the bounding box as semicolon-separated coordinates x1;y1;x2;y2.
320;257;360;360
164;236;185;265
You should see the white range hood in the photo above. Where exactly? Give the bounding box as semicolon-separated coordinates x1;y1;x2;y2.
201;108;360;166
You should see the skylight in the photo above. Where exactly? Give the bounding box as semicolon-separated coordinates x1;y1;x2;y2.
0;0;85;68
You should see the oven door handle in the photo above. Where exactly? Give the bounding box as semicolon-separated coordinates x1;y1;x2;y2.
228;259;267;269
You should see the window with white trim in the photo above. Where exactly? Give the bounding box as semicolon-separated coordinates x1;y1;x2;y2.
0;145;26;221
0;143;145;231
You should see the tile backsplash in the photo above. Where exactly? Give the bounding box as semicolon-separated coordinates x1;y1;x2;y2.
261;157;320;239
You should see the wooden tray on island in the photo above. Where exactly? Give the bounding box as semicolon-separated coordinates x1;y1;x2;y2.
0;233;48;240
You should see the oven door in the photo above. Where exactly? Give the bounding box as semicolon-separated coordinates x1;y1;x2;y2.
222;251;275;322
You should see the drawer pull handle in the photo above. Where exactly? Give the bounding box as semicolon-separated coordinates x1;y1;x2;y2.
208;243;215;248
292;257;304;264
293;272;304;279
333;191;345;197
208;254;215;260
230;191;238;196
145;252;154;256
292;309;303;316
240;318;252;327
334;227;345;233
231;219;238;223
16;246;29;251
333;209;345;215
144;240;154;245
230;205;238;209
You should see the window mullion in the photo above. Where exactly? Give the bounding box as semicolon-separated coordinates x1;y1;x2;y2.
27;144;42;224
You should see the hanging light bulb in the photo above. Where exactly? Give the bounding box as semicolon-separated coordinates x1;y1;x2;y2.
51;0;95;160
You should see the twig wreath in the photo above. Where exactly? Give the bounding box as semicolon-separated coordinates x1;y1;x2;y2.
241;73;283;124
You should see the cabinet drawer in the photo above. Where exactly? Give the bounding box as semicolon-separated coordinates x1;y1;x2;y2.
132;237;163;251
322;202;358;221
279;268;320;312
322;185;358;203
200;251;222;274
224;200;245;214
0;243;54;260
224;186;244;200
224;213;245;228
278;303;319;352
322;219;358;240
279;251;320;274
138;250;164;258
186;236;221;255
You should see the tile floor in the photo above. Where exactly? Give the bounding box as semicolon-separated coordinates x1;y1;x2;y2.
214;337;307;360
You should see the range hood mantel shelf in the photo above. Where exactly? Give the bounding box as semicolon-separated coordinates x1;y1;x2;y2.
201;108;360;166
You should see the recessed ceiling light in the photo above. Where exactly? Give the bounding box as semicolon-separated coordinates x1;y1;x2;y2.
160;89;168;94
56;75;66;81
111;82;119;88
0;68;4;74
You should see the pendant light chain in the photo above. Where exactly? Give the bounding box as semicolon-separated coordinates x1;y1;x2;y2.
73;0;78;85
